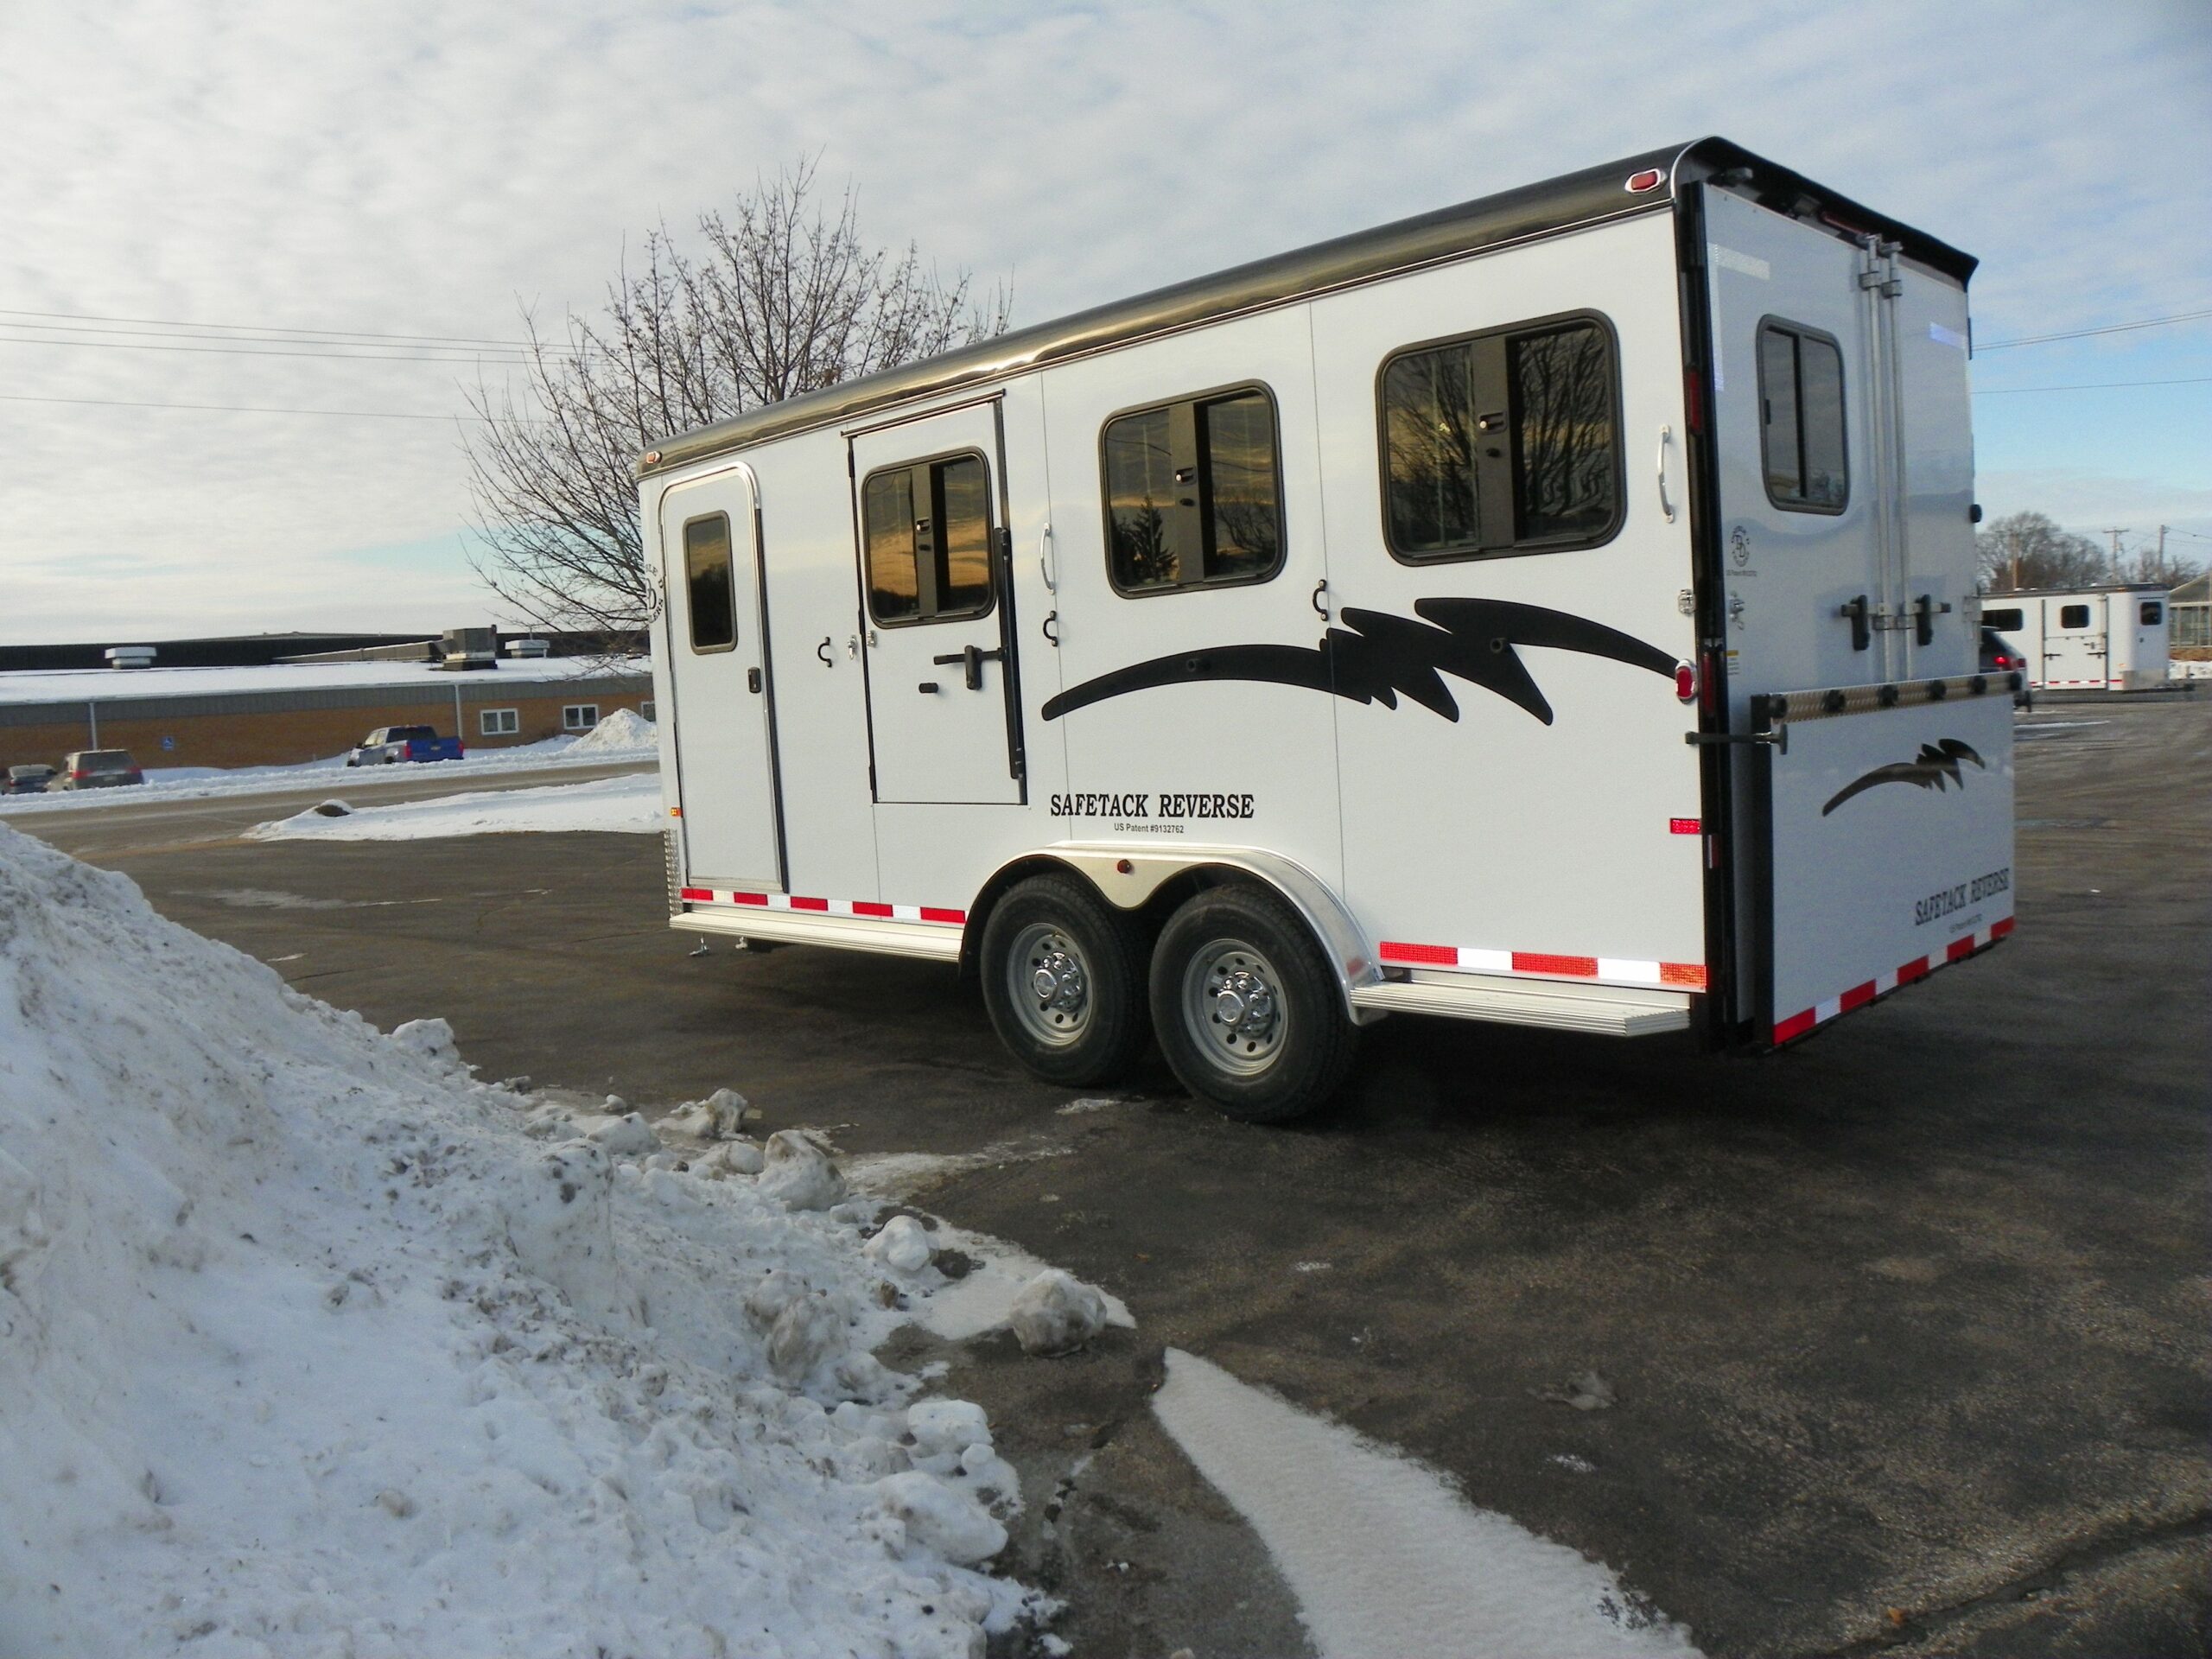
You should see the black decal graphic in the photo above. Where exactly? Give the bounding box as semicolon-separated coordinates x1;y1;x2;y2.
1821;740;1986;816
1039;599;1677;725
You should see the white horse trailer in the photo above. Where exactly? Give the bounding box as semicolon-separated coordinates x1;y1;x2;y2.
640;138;2018;1119
1981;585;2171;692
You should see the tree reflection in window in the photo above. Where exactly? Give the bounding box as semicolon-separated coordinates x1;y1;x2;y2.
1103;391;1282;594
1381;314;1622;559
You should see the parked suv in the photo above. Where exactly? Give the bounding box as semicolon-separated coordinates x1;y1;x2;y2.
1979;626;2033;709
3;763;57;795
55;749;145;789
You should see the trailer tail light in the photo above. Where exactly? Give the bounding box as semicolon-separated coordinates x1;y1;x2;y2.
1674;662;1697;702
1625;168;1663;194
1681;367;1703;435
1669;817;1700;836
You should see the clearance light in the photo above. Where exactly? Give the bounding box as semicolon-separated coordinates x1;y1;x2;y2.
1674;662;1698;702
1625;168;1664;194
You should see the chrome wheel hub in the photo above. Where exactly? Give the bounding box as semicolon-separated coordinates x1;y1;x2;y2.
1007;924;1091;1048
1184;941;1288;1076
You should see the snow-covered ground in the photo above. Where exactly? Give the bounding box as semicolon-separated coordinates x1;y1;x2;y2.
251;772;663;842
0;713;657;819
0;821;1058;1657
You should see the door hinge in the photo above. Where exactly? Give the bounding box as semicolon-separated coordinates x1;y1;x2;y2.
1686;728;1788;753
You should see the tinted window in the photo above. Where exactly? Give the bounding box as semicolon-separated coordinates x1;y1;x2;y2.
1510;322;1619;540
1380;315;1622;559
1981;607;2025;631
2060;604;2091;629
1104;388;1283;594
683;513;736;652
863;454;995;624
1759;321;1848;512
2140;601;2164;626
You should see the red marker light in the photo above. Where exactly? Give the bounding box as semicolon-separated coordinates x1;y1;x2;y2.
1625;168;1664;194
1675;662;1698;702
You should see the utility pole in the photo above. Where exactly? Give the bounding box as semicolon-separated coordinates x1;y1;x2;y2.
2102;527;2127;579
2157;524;2170;578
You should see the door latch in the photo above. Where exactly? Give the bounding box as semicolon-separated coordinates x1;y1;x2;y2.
1911;593;1953;647
1840;594;1872;652
746;667;762;693
932;644;1006;690
1685;728;1788;754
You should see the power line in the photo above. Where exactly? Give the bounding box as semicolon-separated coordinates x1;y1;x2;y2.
0;391;538;422
0;304;554;351
1973;376;2212;395
0;334;553;365
0;318;576;358
1976;307;2212;351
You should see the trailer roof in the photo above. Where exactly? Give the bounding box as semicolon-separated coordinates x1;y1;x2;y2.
640;137;1975;479
1983;584;2171;601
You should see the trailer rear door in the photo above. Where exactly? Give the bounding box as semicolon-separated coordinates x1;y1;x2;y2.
2041;594;2108;688
1699;186;2009;1043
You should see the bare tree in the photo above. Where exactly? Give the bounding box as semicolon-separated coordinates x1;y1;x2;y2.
466;160;1008;638
1975;511;2107;592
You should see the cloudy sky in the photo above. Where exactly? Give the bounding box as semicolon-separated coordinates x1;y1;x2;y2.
3;0;2207;644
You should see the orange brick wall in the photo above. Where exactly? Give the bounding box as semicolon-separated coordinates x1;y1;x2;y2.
0;692;649;773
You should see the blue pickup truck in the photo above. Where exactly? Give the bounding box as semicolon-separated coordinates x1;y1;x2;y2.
346;725;466;766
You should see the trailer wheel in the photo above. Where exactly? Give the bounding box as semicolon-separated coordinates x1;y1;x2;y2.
980;874;1150;1087
1149;885;1357;1122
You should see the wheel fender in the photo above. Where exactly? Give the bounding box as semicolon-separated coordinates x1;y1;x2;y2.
1013;844;1385;1025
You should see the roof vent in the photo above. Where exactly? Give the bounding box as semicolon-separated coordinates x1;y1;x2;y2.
105;645;156;670
438;626;499;671
504;637;551;658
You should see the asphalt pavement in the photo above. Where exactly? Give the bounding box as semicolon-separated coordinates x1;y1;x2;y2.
15;702;2207;1658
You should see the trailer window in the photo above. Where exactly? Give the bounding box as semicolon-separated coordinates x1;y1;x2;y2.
1103;386;1283;594
2059;604;2090;630
683;514;737;652
862;453;995;626
1758;321;1848;512
1379;314;1622;560
1981;607;2025;631
2140;601;2164;626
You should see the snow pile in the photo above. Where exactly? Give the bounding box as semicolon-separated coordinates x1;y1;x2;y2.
248;771;661;841
565;706;658;754
0;821;1050;1657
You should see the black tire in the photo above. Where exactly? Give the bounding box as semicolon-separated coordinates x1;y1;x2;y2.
979;874;1151;1088
1148;884;1357;1122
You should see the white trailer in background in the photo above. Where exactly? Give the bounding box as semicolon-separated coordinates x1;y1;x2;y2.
640;138;2017;1119
1981;586;2171;692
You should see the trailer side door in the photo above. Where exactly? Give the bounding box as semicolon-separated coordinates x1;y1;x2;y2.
657;467;785;889
850;399;1026;805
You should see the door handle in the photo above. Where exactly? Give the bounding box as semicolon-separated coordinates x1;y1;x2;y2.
1311;579;1330;620
817;636;833;667
746;667;762;693
932;644;1005;690
1042;609;1059;647
1038;523;1056;593
1656;424;1676;524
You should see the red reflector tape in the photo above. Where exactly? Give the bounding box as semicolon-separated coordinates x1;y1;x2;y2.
919;906;966;925
1513;951;1598;978
1897;957;1930;984
731;892;769;906
789;895;829;912
1669;817;1700;836
853;900;893;918
679;887;713;902
1945;937;1976;963
1991;917;2015;939
1773;1008;1819;1043
1660;962;1707;989
1380;940;1458;966
1840;980;1878;1013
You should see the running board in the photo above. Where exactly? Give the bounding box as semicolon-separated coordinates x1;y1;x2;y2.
1349;973;1693;1036
672;909;962;963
